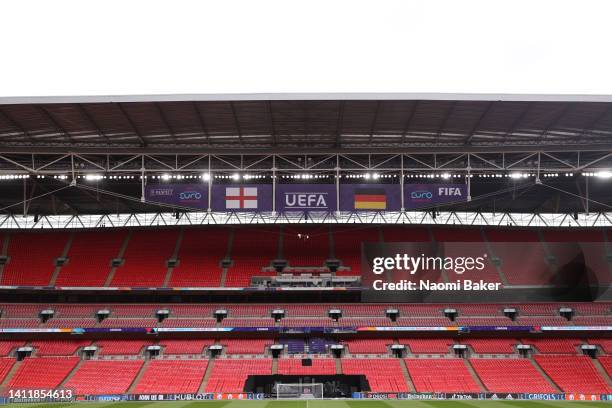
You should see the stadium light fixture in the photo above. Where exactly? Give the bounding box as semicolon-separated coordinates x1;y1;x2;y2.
231;173;240;181
595;171;612;179
201;173;211;181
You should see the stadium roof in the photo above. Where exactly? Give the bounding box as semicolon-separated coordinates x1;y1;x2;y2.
1;93;612;153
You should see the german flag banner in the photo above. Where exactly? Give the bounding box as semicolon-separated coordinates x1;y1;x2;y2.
354;188;387;209
340;184;401;211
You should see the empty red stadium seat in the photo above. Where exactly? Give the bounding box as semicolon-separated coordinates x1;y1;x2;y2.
226;228;277;287
168;228;229;287
97;340;151;355
342;359;408;392
205;359;271;393
132;359;208;394
283;226;330;267
0;358;15;383
64;360;143;395
6;357;79;389
32;340;90;356
400;338;454;354
2;232;70;286
535;355;611;393
470;358;556;393
110;230;179;287
342;339;392;354
405;358;480;393
55;230;125;287
278;358;336;375
159;339;214;354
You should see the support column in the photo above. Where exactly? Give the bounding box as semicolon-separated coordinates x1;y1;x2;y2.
400;155;405;211
335;155;340;216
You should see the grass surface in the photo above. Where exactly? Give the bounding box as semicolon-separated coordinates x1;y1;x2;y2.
6;401;612;408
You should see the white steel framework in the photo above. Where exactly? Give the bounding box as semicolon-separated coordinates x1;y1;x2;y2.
1;210;611;229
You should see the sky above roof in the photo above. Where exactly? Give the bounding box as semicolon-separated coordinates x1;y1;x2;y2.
1;0;611;97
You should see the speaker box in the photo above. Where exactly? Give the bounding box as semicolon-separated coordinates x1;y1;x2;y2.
302;358;312;366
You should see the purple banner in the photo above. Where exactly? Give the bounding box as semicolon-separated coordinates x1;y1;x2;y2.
211;184;273;212
340;184;401;211
276;184;336;212
145;184;208;209
404;183;467;209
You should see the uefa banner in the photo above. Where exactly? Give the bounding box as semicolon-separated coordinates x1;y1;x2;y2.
340;184;401;211
144;183;468;211
144;183;208;209
211;184;273;212
276;184;336;212
404;183;467;209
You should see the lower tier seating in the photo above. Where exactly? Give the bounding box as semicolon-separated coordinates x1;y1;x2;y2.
534;355;611;394
132;360;208;394
342;359;409;392
470;358;556;393
64;360;144;395
6;357;79;389
204;359;272;393
405;358;481;393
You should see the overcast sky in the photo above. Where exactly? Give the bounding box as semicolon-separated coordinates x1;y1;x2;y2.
1;0;611;97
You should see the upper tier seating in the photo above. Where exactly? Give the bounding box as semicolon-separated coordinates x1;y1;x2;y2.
225;228;278;287
485;230;553;285
55;230;126;286
64;360;143;395
1;226;610;287
110;229;179;287
470;358;556;393
405;358;481;393
342;359;408;392
132;360;208;394
2;232;70;286
168;228;229;287
333;227;379;276
204;359;272;393
282;227;330;267
535;355;611;393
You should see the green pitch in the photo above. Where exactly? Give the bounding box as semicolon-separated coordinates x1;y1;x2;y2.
6;401;611;408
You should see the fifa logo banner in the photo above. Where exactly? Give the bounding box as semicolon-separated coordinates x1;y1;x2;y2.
340;184;401;211
145;184;208;209
211;184;273;212
277;184;336;212
405;183;467;209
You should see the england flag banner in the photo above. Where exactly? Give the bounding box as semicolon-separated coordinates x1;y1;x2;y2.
226;186;258;209
211;184;273;212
